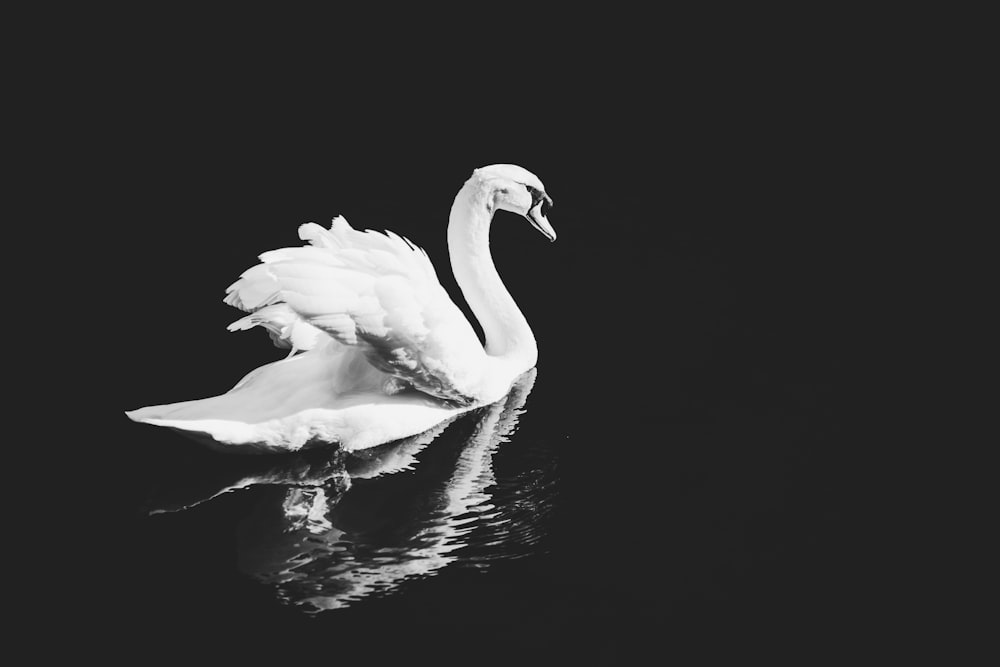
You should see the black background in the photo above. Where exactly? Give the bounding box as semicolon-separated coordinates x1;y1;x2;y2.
63;14;928;662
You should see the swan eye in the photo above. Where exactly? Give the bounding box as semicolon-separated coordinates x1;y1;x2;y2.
524;184;551;215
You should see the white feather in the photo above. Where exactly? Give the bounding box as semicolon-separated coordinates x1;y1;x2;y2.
224;214;484;402
127;164;554;453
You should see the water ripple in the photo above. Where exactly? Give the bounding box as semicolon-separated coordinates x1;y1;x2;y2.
148;368;557;612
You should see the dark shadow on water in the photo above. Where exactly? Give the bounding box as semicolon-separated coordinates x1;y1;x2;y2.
146;368;558;612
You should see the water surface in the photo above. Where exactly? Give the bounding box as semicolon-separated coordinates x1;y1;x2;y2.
141;369;558;613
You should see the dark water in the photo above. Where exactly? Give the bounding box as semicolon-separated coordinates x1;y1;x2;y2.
155;369;556;613
108;249;862;655
88;108;890;659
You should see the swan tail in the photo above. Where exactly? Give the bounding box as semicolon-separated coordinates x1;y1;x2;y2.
123;343;366;452
123;340;463;453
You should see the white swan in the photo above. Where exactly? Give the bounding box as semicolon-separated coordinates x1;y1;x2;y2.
125;164;555;454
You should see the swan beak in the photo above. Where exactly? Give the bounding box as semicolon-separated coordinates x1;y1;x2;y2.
526;199;556;242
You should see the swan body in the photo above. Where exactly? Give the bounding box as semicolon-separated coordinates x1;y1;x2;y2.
126;164;555;453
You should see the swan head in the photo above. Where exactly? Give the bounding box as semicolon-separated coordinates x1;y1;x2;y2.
474;164;556;242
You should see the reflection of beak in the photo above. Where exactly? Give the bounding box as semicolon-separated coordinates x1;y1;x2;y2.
526;198;556;242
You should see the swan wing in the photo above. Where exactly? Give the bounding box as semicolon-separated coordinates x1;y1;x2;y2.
226;303;326;354
224;216;486;403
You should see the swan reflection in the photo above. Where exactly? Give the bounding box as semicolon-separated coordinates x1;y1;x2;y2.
149;369;556;612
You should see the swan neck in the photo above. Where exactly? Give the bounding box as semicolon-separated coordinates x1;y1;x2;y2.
448;178;537;364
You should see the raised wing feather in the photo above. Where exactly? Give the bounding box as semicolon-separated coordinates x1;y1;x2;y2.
224;216;486;403
226;303;324;355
